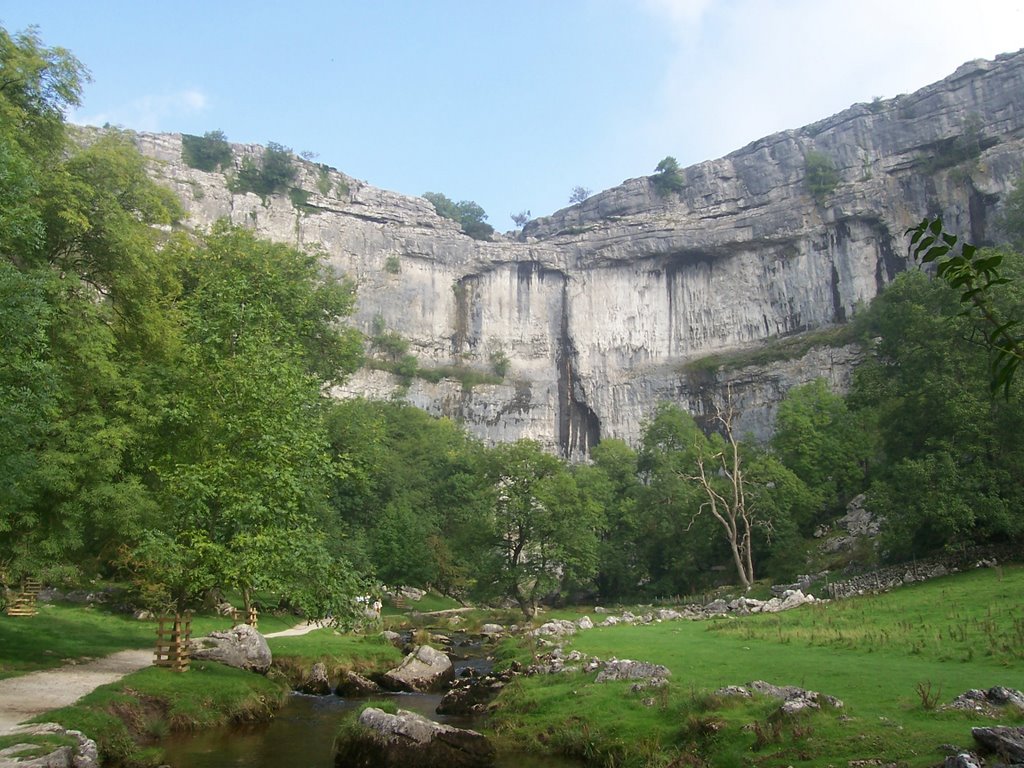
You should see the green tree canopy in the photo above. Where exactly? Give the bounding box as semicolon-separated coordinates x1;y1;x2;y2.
423;191;495;240
476;440;600;617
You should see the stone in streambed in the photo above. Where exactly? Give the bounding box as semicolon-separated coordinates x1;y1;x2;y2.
334;707;495;768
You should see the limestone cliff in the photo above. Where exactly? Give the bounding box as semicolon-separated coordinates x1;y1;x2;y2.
132;50;1024;456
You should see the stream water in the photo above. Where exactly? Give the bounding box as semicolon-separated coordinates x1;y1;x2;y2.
161;655;579;767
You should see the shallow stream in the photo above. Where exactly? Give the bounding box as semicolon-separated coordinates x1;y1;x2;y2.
161;651;578;767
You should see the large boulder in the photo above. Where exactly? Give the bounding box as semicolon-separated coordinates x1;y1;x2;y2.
972;726;1024;763
296;662;331;696
336;670;384;697
380;645;453;692
189;624;272;674
335;707;495;768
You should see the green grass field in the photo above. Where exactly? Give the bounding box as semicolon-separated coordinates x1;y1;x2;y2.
491;566;1024;767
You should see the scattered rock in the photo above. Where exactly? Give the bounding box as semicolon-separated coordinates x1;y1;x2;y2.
189;624;272;674
297;662;331;696
381;645;453;692
381;630;403;647
714;685;752;698
531;620;577;638
335;707;495;768
437;670;513;716
478;624;504;638
704;599;729;615
943;753;983;768
716;680;843;715
972;726;1024;763
595;659;671;685
947;687;1024;717
0;723;98;768
576;616;594;630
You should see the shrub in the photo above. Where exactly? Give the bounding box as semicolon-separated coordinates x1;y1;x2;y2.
384;255;400;274
805;150;839;204
651;156;684;195
181;130;232;172
316;164;332;196
489;349;510;378
424;192;494;241
288;187;316;213
569;186;591;204
230;141;297;198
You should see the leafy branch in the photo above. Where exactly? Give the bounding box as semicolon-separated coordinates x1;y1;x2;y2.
907;217;1023;395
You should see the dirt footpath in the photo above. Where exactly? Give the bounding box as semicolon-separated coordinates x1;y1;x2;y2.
0;620;322;734
0;649;152;735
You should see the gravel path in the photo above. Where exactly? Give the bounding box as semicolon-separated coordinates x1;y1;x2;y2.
0;620;323;734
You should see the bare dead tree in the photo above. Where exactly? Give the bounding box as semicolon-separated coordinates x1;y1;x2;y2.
684;394;756;590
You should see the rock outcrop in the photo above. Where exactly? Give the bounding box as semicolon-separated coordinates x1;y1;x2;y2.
189;624;272;674
0;723;98;768
129;50;1024;455
335;707;495;768
716;680;844;715
296;662;331;696
380;645;453;692
971;726;1024;764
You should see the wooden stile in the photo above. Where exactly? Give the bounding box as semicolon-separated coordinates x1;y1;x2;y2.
154;613;192;672
5;578;42;617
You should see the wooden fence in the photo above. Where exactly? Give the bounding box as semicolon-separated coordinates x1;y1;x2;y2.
230;606;259;629
5;578;41;617
154;613;192;672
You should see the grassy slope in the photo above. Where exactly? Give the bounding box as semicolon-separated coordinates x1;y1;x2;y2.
0;603;297;679
493;566;1024;768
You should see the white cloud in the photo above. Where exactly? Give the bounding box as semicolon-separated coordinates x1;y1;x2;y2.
640;0;714;28
74;88;209;132
638;0;1024;166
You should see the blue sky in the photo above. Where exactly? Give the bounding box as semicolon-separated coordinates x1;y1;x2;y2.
4;1;1023;229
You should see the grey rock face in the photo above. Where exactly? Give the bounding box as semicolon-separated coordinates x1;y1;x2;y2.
131;50;1024;455
189;624;272;674
380;645;453;692
335;707;495;768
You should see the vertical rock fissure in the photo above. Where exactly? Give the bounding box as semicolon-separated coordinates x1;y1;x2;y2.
451;275;474;356
556;279;601;458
